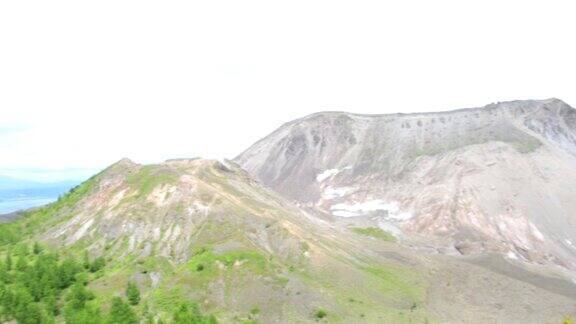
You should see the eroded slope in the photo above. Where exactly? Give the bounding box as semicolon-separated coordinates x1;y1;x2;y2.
236;99;576;274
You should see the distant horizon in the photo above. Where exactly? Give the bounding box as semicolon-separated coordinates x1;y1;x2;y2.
0;174;83;184
0;168;97;183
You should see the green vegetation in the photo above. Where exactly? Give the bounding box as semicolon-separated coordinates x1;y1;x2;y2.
352;227;397;242
314;308;327;320
172;302;217;324
89;256;106;273
406;126;543;159
362;266;425;303
107;297;138;323
0;242;217;323
126;281;141;306
0;243;99;323
125;166;179;198
187;247;268;278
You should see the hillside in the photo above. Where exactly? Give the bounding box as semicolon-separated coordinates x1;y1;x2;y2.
0;158;434;322
236;99;576;275
1;157;574;322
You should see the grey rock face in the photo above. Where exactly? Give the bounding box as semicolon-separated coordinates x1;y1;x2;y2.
236;98;576;271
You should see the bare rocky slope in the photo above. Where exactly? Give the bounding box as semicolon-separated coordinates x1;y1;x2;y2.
3;157;576;323
236;98;576;277
0;158;437;322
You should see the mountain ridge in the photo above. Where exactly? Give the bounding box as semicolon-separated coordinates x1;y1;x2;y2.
264;98;569;127
1;99;576;323
235;98;576;275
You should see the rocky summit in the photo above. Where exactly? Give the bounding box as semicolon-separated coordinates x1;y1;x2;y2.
1;99;576;323
236;98;576;273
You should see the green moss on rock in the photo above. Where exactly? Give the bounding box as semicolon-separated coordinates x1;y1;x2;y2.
353;227;396;242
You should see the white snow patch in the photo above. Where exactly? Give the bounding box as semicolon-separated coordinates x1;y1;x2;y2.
506;251;519;260
316;169;340;182
322;187;353;200
331;200;413;221
390;212;414;221
566;239;574;246
332;210;361;217
332;200;395;213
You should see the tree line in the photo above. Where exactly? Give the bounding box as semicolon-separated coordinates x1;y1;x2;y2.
0;243;217;323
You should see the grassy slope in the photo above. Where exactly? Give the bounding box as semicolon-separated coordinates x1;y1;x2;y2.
0;161;435;323
352;227;397;243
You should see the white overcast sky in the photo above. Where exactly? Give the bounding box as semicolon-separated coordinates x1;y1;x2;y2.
1;0;575;181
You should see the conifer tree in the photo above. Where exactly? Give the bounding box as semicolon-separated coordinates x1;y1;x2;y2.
107;297;138;324
5;253;12;271
33;242;42;255
126;281;141;306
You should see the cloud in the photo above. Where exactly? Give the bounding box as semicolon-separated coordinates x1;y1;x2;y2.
0;124;29;135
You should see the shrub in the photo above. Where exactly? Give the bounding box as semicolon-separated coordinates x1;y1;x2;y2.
314;308;327;320
90;256;106;273
108;297;138;324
